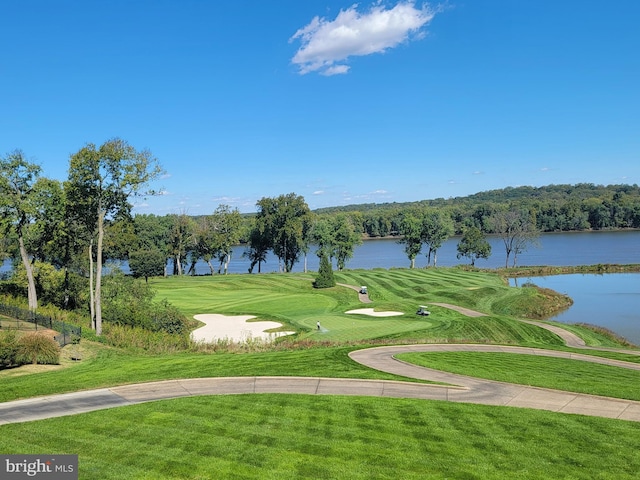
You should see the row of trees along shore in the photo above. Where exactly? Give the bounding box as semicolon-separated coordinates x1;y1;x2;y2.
1;140;639;336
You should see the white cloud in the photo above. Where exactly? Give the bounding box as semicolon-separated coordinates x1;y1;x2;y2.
313;190;325;195
290;1;436;75
322;64;351;76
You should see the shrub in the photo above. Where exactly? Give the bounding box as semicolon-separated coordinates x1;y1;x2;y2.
151;300;188;335
0;329;19;367
314;253;336;288
16;332;60;365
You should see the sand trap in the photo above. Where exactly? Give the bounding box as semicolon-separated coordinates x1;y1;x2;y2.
191;314;295;343
345;308;404;317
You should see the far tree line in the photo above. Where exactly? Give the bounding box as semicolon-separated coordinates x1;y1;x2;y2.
1;140;637;336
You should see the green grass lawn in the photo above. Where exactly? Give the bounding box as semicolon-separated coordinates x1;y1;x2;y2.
397;352;640;400
2;268;639;479
1;395;638;479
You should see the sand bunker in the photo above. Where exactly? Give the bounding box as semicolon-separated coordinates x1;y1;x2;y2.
345;308;404;317
191;314;295;343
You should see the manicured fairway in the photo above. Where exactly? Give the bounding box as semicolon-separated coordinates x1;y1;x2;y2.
1;395;638;479
149;269;568;345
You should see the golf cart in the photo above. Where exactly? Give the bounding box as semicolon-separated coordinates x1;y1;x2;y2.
416;305;430;316
360;286;368;294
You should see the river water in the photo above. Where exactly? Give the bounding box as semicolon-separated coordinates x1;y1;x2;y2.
219;230;640;274
509;273;640;345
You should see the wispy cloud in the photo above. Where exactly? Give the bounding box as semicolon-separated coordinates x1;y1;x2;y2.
342;189;393;203
290;1;436;75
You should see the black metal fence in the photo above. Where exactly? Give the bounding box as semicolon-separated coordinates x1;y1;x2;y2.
0;304;81;347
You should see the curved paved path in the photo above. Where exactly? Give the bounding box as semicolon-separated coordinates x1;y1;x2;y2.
350;344;640;422
337;283;372;303
1;342;639;425
2;298;639;425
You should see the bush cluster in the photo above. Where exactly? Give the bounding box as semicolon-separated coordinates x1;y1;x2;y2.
0;329;20;366
0;330;60;367
101;272;188;335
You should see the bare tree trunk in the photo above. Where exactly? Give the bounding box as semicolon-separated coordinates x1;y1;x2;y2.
187;261;196;275
95;211;105;336
207;260;215;275
174;254;183;275
89;242;95;329
18;235;37;311
223;252;231;274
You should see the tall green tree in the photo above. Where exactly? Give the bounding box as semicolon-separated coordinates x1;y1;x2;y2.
421;210;453;267
210;204;242;274
398;213;423;269
310;217;333;260
24;177;66;266
66;139;162;335
491;207;539;268
311;215;361;270
331;214;362;270
245;222;270;273
133;213;172;274
456;226;491;266
167;213;194;276
314;252;336;288
189;206;242;275
128;248;166;282
255;193;311;272
0;150;59;311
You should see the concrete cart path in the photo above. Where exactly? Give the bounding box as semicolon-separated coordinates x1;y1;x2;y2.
2;343;640;425
349;344;640;422
337;283;373;303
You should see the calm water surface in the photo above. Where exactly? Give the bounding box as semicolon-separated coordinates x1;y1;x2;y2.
509;273;640;345
220;230;640;273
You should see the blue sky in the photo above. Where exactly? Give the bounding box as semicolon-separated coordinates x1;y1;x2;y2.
2;1;638;215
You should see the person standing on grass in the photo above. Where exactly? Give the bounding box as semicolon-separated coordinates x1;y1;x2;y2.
317;321;321;331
